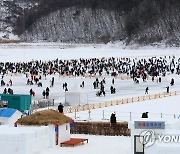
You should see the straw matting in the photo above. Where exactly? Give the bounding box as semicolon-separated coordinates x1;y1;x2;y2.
16;109;72;126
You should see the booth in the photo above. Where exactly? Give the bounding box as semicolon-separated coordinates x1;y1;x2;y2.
65;84;88;106
129;119;180;154
0;94;31;112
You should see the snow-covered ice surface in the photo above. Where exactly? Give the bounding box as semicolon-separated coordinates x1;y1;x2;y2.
41;134;131;154
0;43;180;154
0;43;180;62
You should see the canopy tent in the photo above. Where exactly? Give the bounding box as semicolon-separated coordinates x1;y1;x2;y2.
65;84;88;106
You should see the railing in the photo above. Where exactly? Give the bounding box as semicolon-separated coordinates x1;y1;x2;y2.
69;110;177;122
31;99;54;111
63;91;180;114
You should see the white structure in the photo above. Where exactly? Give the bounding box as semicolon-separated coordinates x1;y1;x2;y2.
0;125;51;154
129;119;180;154
48;123;71;145
65;84;88;106
57;123;70;144
0;108;22;126
16;109;72;146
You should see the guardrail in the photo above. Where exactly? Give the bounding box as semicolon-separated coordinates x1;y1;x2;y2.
31;99;54;111
63;91;180;114
70;110;177;122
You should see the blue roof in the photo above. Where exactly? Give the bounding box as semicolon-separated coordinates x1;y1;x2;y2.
0;108;17;118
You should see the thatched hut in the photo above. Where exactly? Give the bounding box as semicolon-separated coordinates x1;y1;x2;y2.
16;109;72;145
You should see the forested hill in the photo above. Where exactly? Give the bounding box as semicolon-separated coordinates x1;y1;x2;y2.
1;0;180;46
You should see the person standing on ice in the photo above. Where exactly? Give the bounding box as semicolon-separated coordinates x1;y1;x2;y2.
3;88;7;94
112;78;115;84
42;90;46;99
30;88;33;95
170;78;174;86
51;77;54;87
82;81;84;88
58;103;64;113
166;86;169;93
145;87;149;94
9;79;12;86
45;90;49;99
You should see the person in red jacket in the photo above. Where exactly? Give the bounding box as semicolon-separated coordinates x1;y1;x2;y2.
9;79;12;86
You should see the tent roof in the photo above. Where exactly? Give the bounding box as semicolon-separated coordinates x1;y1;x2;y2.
68;84;87;93
16;109;72;126
0;108;17;118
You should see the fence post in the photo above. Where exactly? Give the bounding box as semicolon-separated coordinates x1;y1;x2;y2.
88;110;91;119
116;100;119;105
87;104;90;110
161;113;162;118
75;109;77;119
130;112;132;121
122;99;124;104
138;97;140;101
132;97;134;102
175;91;177;95
92;104;95;109
69;106;72;113
110;101;113;106
164;92;166;97
102;110;104;120
53;99;54;106
82;105;85;111
148;95;151;100
154;94;156;99
174;114;176;119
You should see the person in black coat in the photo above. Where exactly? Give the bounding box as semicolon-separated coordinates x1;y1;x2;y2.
166;86;169;93
142;112;148;118
170;78;174;86
3;88;7;94
145;87;149;94
46;87;50;92
58;103;64;113
45;91;49;99
110;113;116;124
42;90;46;99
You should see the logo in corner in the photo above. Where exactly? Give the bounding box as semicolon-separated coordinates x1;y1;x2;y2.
139;130;156;148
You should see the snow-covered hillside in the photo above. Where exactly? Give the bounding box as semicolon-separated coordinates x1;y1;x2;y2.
0;0;38;40
1;0;180;46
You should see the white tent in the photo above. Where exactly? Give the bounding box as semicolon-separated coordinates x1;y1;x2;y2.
65;84;88;106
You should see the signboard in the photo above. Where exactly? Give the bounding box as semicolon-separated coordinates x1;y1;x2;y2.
135;121;165;129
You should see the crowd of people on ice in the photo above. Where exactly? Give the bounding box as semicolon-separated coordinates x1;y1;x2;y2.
0;55;179;98
0;55;179;78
